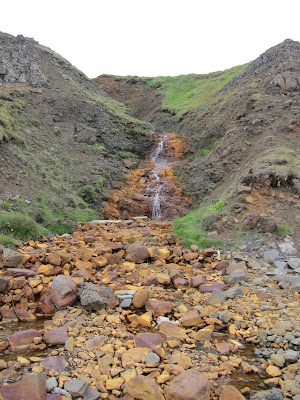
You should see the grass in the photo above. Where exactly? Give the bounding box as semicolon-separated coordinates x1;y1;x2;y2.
145;64;247;116
0;212;45;241
195;140;220;158
0;95;24;144
276;223;293;236
173;199;226;248
120;151;140;159
0;234;17;249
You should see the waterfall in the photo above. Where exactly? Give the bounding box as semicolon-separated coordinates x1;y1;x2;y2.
149;135;168;219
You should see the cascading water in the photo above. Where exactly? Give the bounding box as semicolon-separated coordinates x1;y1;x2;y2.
149;135;168;219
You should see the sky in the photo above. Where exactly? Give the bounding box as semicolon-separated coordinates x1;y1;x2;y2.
1;0;299;78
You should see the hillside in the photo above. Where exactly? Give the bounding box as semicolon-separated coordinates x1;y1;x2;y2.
96;39;300;243
0;32;153;239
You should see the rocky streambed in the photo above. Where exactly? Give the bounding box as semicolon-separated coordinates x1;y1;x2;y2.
0;219;299;400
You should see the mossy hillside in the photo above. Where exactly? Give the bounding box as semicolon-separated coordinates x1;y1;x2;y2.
173;199;226;248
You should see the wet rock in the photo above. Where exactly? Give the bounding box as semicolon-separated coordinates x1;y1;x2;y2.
219;385;245;399
9;329;42;351
80;282;119;310
124;375;165;400
135;333;162;350
206;289;227;305
164;369;210;400
145;299;172;315
126;244;150;263
225;269;247;284
0;372;47;400
2;248;26;267
250;388;283;400
132;288;150;308
50;275;77;310
44;327;68;345
41;356;69;372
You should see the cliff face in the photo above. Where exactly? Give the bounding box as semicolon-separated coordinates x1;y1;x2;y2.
0;33;154;223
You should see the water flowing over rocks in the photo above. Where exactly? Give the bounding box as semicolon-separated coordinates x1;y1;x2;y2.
105;133;191;220
0;219;299;399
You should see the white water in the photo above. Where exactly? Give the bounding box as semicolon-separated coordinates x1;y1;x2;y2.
149;135;168;219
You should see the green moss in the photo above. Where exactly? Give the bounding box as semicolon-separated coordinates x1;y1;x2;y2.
120;151;140;159
173;199;225;248
195;140;219;158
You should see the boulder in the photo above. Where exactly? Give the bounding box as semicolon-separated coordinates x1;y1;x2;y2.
9;329;42;351
41;356;69;372
79;283;119;310
44;327;68;345
206;289;227;305
126;244;150;263
145;299;172;316
2;248;26;267
219;385;245;399
164;369;210;400
124;375;165;400
50;275;77;310
0;372;47;400
225;269;247;284
132;288;150;308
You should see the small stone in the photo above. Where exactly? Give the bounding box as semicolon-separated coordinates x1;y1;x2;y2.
180;310;201;327
132;288;150;308
270;353;285;367
145;299;172;316
206;289;227;305
124;375;165;400
3;248;26;267
120;298;132;309
46;377;58;392
106;377;124;391
50;275;77;310
225;269;247;284
266;365;282;377
135;333;162;350
164;369;210;400
220;385;245;399
145;352;160;367
126;244;150;263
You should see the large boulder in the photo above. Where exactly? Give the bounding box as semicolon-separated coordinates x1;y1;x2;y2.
50;275;77;310
79;283;119;310
126;244;150;263
0;372;47;400
2;248;26;267
164;369;210;400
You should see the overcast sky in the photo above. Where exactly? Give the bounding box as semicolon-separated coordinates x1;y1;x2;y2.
2;0;299;78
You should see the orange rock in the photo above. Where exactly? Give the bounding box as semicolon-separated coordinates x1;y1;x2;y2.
219;385;245;399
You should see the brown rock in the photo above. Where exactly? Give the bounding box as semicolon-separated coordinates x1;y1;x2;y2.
143;275;159;286
124;375;165;400
135;333;162;350
4;268;35;277
191;274;206;287
122;347;149;368
199;282;227;292
157;248;170;259
0;372;47;400
132;289;150;308
194;326;214;342
174;277;190;289
37;264;55;276
159;321;187;340
50;275;77;310
219;385;245;400
0;277;9;292
203;248;216;256
41;356;68;372
215;260;229;271
126;244;150;263
105;252;122;265
3;248;26;267
226;261;247;275
9;329;42;351
76;247;93;261
44;327;68;345
145;299;172;316
183;252;198;261
15;309;36;322
164;369;210;400
46;253;61;266
180;310;201;327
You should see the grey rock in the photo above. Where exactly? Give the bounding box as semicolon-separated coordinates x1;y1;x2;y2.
225;285;244;299
2;248;25;267
206;289;226;305
291;283;300;293
288;258;300;270
260;305;271;311
80;283;119;310
0;278;9;293
264;249;279;263
279;242;297;255
258;330;268;341
145;352;160;367
120;298;132;309
293;395;300;400
274;260;288;270
64;379;87;397
54;387;72;398
46;377;58;392
250;388;283;400
270;353;285;367
285;350;299;363
219;311;231;323
224;269;247;284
